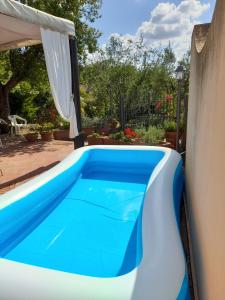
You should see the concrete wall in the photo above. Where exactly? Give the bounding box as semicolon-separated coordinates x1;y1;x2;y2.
186;1;225;299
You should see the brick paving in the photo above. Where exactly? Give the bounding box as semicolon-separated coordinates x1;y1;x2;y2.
0;135;74;194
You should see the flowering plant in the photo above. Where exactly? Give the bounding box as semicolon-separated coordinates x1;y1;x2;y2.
124;127;137;138
165;94;173;102
155;101;161;110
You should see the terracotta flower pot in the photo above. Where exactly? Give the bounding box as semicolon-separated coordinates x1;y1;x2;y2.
41;131;53;142
165;131;177;148
53;129;69;140
103;137;117;145
82;127;95;137
87;136;103;145
24;133;38;142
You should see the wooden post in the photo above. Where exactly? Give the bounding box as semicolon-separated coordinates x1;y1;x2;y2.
69;36;84;149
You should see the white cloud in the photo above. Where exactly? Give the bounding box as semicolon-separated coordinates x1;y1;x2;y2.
104;0;210;60
138;0;210;58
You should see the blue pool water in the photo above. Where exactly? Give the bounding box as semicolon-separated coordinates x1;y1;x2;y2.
1;149;165;277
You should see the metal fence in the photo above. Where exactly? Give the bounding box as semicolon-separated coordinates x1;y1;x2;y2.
82;91;187;128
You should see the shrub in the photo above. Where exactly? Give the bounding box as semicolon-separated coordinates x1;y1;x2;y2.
22;124;39;134
136;126;165;145
82;116;102;128
109;131;124;140
135;128;146;138
163;120;177;132
39;122;54;132
55;116;70;130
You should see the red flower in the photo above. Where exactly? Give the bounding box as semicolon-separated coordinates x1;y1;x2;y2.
165;95;173;102
156;101;161;110
124;128;132;135
124;128;137;138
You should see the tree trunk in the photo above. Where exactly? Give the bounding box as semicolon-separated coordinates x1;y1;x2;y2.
0;84;10;121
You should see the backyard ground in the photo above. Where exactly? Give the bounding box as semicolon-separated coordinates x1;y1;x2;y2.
0;135;74;194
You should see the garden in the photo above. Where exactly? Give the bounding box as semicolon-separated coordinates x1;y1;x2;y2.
0;2;189;152
83;118;183;149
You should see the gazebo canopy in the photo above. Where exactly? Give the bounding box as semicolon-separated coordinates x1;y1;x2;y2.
0;0;75;51
0;0;82;143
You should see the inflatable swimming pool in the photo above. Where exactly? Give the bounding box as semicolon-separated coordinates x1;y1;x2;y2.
0;146;189;300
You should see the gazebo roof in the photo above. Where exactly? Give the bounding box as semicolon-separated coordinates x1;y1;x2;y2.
0;0;75;51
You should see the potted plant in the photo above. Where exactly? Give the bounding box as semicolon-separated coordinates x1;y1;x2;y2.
87;132;103;145
39;122;54;141
53;118;70;140
164;120;177;147
23;124;39;142
83;127;95;138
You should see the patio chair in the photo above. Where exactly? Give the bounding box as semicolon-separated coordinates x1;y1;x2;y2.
8;115;27;135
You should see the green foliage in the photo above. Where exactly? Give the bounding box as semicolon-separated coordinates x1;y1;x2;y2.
20;0;102;60
0;0;102;119
22;124;39;134
178;51;190;96
135;128;146;138
10;81;40;122
81;60;139;118
163;120;177;132
80;37;184;121
39;122;55;132
29;124;40;133
136;126;165;145
55;116;70;130
80;85;98;117
109;131;124;140
82;116;101;128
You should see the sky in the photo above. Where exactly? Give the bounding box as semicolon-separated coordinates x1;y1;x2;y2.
94;0;216;59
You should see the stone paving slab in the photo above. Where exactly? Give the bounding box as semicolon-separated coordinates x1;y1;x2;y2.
0;136;74;195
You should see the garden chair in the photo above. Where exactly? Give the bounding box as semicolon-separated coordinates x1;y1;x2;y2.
8;115;27;135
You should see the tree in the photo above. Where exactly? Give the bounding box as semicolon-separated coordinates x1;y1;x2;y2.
81;36;178;124
178;50;190;96
0;0;102;120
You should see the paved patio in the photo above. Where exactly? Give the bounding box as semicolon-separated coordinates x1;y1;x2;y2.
0;135;74;194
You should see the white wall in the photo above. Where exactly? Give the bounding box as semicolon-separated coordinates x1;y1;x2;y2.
186;1;225;299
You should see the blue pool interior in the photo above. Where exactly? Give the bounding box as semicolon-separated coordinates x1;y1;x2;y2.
0;149;168;278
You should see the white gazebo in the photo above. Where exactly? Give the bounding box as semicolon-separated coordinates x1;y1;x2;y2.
0;0;83;148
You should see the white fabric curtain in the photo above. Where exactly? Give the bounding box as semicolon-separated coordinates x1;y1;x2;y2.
40;27;78;138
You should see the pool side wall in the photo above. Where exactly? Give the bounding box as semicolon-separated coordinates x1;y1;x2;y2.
0;146;187;300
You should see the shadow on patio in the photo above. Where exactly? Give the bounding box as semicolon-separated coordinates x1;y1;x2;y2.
0;135;74;194
0;161;59;191
0;135;72;158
